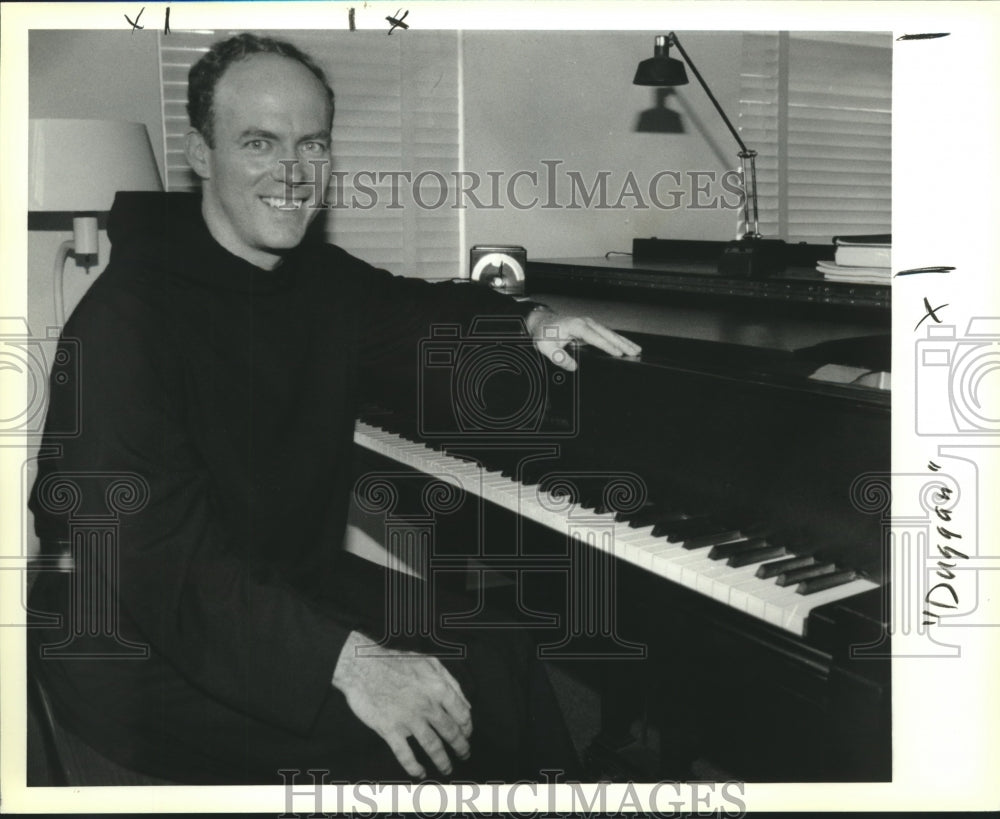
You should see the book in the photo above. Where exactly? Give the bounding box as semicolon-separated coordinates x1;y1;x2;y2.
816;260;891;284
832;233;891;244
833;234;891;268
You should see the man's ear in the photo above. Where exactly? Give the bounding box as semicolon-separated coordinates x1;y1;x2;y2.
185;130;211;180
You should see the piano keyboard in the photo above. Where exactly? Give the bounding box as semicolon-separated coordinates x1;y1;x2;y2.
354;420;878;637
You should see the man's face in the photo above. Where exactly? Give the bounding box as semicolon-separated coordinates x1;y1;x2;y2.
189;54;332;269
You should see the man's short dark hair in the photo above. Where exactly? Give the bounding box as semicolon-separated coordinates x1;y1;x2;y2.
188;33;335;147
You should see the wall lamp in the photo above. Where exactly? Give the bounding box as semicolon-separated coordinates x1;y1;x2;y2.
28;119;163;324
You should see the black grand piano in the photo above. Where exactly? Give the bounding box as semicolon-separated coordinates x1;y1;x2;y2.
351;243;891;782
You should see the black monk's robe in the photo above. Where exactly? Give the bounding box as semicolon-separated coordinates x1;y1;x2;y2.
28;192;577;784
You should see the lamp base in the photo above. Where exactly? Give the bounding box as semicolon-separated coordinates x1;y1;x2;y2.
718;237;787;279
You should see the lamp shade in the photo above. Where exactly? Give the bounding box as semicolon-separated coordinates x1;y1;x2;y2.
633;36;689;86
633;55;689;86
28;119;162;211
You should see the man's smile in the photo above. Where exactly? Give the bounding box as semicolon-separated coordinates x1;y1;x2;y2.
260;195;306;211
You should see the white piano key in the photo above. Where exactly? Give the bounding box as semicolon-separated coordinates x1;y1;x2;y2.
728;575;764;614
684;555;730;595
709;564;765;603
782;577;879;634
743;578;795;621
657;548;707;585
647;541;692;571
763;586;813;627
614;526;658;543
626;539;678;570
354;422;876;638
694;557;743;595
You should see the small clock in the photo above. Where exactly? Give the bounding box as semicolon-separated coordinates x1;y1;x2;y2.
470;245;527;296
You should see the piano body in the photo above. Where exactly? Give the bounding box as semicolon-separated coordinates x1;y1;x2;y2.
351;247;892;782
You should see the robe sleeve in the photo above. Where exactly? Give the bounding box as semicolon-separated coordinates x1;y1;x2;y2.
339;254;541;414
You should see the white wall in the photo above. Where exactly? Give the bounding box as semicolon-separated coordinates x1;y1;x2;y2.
25;31;165;555
28;30;165;331
462;31;745;260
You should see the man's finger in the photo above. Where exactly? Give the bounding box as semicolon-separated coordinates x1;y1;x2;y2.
584;318;642;356
412;724;453;776
430;705;472;758
426;662;472;736
438;685;473;738
574;318;641;357
534;339;577;371
386;733;426;779
436;690;473;741
429;658;471;710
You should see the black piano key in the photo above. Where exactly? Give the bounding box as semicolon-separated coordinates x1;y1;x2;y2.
654;516;728;542
707;537;766;561
578;484;605;510
498;459;525;478
595;500;624;515
755;554;817;579
681;528;753;550
738;522;773;539
517;460;550;485
538;473;568;492
727;543;787;567
473;450;514;475
437;446;477;465
796;569;858;595
683;522;768;549
545;483;575;500
651;515;703;538
775;563;838;587
625;504;672;528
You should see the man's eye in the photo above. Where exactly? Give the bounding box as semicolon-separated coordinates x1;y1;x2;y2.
245;139;270;151
302;142;328;154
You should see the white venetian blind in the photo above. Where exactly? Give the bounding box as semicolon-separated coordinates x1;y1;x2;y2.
739;32;892;242
158;30;462;278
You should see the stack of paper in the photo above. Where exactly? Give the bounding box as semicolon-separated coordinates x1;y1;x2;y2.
818;234;891;284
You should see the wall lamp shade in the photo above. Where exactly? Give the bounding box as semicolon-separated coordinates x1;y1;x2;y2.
28;119;163;324
28;119;162;212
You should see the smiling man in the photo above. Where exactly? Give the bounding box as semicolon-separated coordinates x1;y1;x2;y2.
28;34;640;785
186;48;335;266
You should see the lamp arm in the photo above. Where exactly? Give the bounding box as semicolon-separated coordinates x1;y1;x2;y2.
668;32;760;238
667;32;750;156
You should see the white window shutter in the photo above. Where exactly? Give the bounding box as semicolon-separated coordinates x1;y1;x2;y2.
158;30;461;279
739;32;891;243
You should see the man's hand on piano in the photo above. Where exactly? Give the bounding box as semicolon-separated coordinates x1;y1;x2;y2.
525;306;642;371
331;630;473;779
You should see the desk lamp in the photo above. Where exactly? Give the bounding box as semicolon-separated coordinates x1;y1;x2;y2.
633;33;786;277
28;119;163;324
